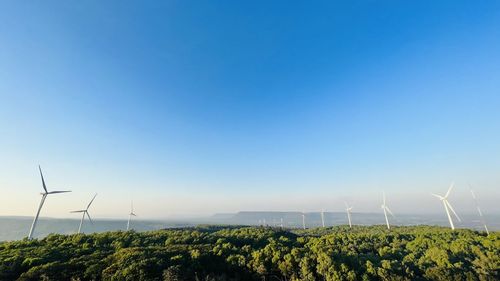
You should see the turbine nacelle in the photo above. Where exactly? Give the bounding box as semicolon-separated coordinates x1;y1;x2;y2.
344;202;352;212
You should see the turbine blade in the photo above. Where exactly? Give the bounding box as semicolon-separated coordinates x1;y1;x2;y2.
86;212;94;225
431;193;443;200
470;189;477;200
39;165;48;193
445;182;454;198
477;207;483;217
48;190;71;194
87;193;98;209
70;210;86;213
445;200;461;222
385;206;395;217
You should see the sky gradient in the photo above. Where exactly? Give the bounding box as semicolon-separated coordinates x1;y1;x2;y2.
1;1;500;218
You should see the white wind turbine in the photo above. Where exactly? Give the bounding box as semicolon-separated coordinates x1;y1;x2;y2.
344;202;353;228
126;201;137;230
432;182;461;230
381;192;394;230
320;209;325;227
469;187;489;235
28;166;71;240
301;211;306;229
70;193;97;234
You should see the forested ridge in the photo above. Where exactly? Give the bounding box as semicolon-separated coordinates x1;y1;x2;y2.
0;225;498;281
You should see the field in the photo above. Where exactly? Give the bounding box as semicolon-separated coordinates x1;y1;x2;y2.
0;225;498;281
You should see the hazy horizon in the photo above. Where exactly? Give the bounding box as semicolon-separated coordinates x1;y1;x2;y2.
1;1;500;219
2;211;499;241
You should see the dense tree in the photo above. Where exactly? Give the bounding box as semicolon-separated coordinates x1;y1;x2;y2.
0;226;498;280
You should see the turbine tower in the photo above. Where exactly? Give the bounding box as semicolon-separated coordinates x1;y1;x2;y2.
345;202;353;228
320;209;325;227
301;211;306;230
381;192;394;230
432;182;461;230
127;201;137;230
70;193;97;234
469;187;489;235
28;166;71;240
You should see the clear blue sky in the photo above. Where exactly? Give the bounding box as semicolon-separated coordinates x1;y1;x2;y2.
1;1;500;218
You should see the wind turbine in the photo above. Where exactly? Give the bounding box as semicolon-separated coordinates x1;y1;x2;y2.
381;192;394;230
345;202;353;228
126;201;137;231
301;211;306;229
70;193;97;234
432;182;461;230
28;166;71;240
469;187;489;235
320;209;325;227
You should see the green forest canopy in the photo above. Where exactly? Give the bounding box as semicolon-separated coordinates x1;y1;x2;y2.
0;225;498;281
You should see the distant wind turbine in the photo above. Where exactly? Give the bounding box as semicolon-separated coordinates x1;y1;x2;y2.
127;201;137;231
345;202;353;228
301;211;306;230
381;192;394;230
469;187;489;235
70;193;97;234
320;209;325;227
28;166;71;240
432;182;461;230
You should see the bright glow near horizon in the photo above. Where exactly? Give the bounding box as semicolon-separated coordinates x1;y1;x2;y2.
1;1;500;219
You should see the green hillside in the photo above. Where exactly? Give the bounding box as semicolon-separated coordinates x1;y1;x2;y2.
0;226;498;281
